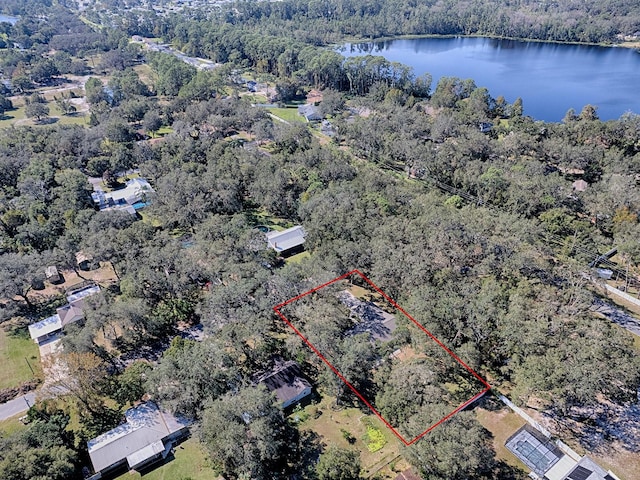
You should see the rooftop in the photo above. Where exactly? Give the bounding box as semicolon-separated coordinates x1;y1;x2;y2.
88;402;188;474
563;457;620;480
56;302;85;327
340;291;397;342
258;361;312;406
66;284;100;304
28;314;61;339
266;225;306;253
505;425;563;476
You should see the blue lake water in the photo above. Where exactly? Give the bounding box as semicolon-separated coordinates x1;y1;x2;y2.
0;14;19;25
340;37;640;122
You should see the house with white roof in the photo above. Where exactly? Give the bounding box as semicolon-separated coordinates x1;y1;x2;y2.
92;178;154;215
28;284;100;344
87;402;189;479
266;225;306;257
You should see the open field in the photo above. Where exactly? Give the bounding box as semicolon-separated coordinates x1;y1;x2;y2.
114;438;213;480
0;326;42;390
245;208;294;232
0;105;88;129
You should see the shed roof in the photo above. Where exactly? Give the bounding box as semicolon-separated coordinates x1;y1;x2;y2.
572;179;589;192
66;284;100;304
75;251;93;265
45;266;59;278
266;225;305;252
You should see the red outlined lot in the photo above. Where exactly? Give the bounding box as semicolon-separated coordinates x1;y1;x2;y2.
273;269;491;446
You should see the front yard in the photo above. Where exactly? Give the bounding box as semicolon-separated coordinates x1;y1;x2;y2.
0;325;42;390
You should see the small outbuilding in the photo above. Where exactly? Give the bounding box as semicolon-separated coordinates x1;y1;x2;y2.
479;122;493;133
45;265;61;284
266;225;306;257
572;179;589;192
75;251;95;271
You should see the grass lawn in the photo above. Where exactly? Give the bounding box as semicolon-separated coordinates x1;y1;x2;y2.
243;93;268;103
155;125;174;136
0;106;26;128
285;251;311;264
0;413;30;437
475;400;528;472
246;208;294;232
114;438;213;480
133;63;157;87
268;107;306;124
0;104;87;129
295;395;402;479
0;327;42;390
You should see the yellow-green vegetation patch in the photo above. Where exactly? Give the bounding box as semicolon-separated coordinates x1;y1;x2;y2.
155;125;174;136
362;418;387;453
293;396;401;478
246;208;294;231
0;326;42;390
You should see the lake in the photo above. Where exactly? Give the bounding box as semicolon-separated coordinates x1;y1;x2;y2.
340;37;640;122
0;14;19;25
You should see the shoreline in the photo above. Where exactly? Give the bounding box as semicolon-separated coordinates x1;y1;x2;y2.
337;33;640;51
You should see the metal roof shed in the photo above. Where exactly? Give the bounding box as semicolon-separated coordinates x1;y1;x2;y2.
266;226;306;255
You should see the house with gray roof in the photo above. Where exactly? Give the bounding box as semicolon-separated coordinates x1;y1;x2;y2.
87;402;189;479
258;361;312;409
266;225;306;257
297;103;322;122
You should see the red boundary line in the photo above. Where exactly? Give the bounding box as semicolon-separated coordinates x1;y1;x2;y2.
274;269;491;446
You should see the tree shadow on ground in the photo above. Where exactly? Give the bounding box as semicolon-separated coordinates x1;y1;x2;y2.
544;403;640;453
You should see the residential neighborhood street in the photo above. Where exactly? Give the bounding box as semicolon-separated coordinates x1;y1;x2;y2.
0;392;35;421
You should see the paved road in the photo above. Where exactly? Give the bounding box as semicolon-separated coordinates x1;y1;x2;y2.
0;392;36;420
